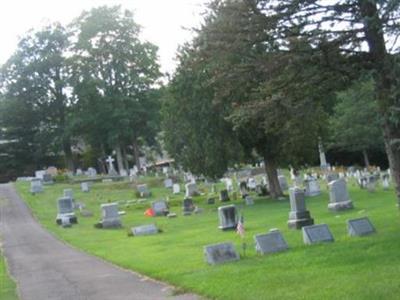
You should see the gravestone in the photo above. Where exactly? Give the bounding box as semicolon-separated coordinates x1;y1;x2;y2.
326;172;339;183
164;178;173;189
304;178;321;197
247;178;257;190
225;178;234;191
207;197;216;205
46;166;58;176
87;167;97;177
366;175;377;193
219;189;230;202
182;198;195;213
131;224;159;236
278;175;288;191
56;197;77;225
172;183;181;194
288;187;314;229
204;242;240;265
76;168;83;176
328;178;354;211
42;173;54;185
61;215;72;228
347;217;375;236
185;182;199;197
245;195;254;206
100;203;121;228
137;184;151;198
120;169;128;177
302;224;334;245
35;170;46;179
105;155;118;176
151;200;169;216
254;230;289;255
239;181;248;197
382;175;390;190
218;205;238;230
81;182;90;193
30;178;43;194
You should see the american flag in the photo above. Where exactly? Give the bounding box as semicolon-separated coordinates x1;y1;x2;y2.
236;215;245;238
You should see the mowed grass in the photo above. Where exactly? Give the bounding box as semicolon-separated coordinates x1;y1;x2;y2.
0;252;18;300
15;177;400;300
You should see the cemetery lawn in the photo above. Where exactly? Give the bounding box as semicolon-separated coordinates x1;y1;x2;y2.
0;252;18;300
15;179;400;300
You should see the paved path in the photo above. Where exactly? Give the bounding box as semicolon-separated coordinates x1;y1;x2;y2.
0;183;199;300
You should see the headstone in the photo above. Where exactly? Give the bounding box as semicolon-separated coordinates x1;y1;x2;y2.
56;197;77;225
244;196;254;206
225;178;234;192
219;189;230;202
328;178;354;211
302;224;334;245
105;155;118;176
87;167;97;177
164;178;173;189
182;198;195;213
204;242;240;265
207;197;216;205
151;200;169;216
81;182;90;193
218;205;238;230
120;169;128;177
254;230;289;255
347;217;375;236
326;172;339;183
167;212;177;218
247;178;257;190
319;142;328;169
61;215;72;228
30;178;43;194
304;178;321;197
278;175;288;191
35;170;46;179
382;174;390;190
100;203;121;228
366;175;377;192
287;187;314;229
172;183;180;194
42;173;54;185
46;166;58;176
185;182;199;197
131;224;158;236
137;184;151;197
76;168;83;176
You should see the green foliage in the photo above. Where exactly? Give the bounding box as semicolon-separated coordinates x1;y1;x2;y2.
70;6;161;153
0;24;72;171
330;78;384;153
15;177;400;300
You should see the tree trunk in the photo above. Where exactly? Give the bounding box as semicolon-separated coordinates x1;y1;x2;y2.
362;149;370;168
97;144;107;174
122;147;129;171
132;138;141;171
360;1;400;206
263;155;283;199
383;121;400;206
115;143;124;174
63;139;74;172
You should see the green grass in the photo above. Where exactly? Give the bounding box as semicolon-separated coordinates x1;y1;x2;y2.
14;177;400;300
0;252;18;300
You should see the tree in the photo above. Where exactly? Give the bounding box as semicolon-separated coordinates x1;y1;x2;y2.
70;6;161;172
0;24;74;171
165;0;344;197
162;44;244;180
256;0;400;204
330;78;384;167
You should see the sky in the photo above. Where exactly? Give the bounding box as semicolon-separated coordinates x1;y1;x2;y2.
0;0;208;75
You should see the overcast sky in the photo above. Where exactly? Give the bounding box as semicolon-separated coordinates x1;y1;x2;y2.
0;0;208;74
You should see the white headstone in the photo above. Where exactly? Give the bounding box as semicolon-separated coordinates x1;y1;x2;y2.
172;183;180;194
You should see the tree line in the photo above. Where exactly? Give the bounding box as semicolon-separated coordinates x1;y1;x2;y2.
1;1;398;205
